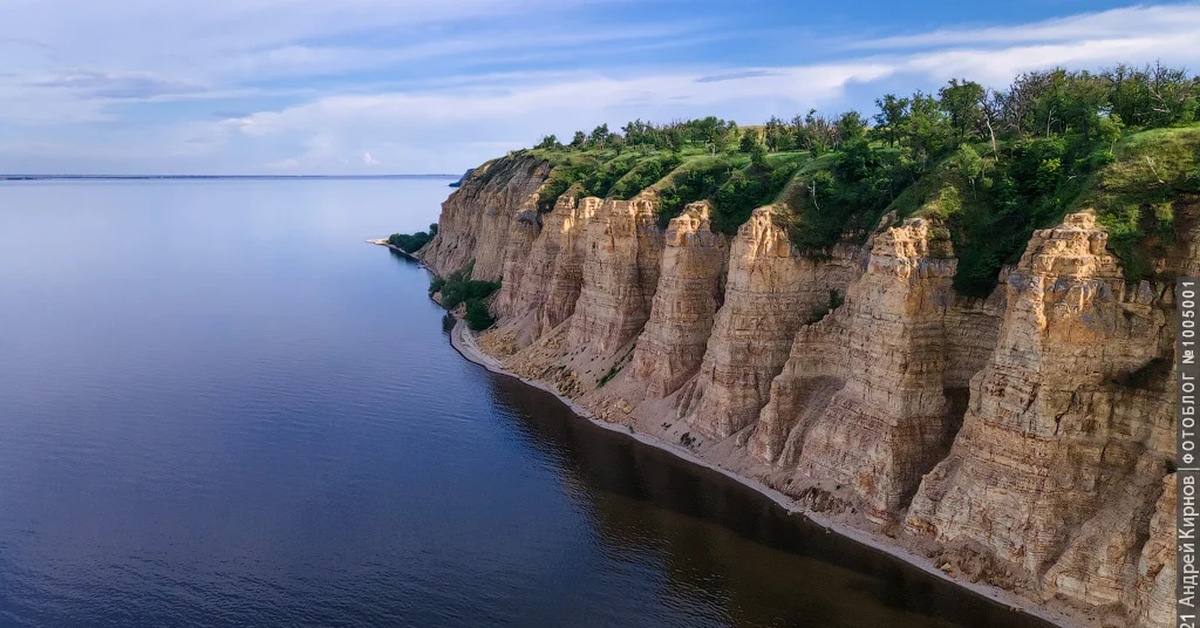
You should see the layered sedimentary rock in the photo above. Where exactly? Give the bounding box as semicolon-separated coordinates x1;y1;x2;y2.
493;210;541;318
629;202;727;397
676;207;862;439
417;151;1184;627
419;156;549;280
905;214;1174;613
493;195;597;331
1130;473;1176;628
538;196;603;336
565;197;664;356
749;218;960;519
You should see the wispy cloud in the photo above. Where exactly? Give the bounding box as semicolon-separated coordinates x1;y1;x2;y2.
848;4;1200;50
26;70;207;99
2;1;1199;174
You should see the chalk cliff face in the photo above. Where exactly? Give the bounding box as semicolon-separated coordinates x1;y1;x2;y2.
492;195;597;337
418;157;1180;628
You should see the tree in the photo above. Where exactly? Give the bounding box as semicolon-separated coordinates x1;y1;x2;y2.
609;133;626;154
902;92;949;172
535;134;561;150
465;299;495;331
980;90;1002;155
589;123;611;148
999;70;1057;138
764;115;788;152
801;109;839;153
691;116;731;155
570;131;587;148
1095;113;1123;152
938;78;986;143
1061;71;1108;141
838;111;867;142
954;144;984;194
873;94;910;147
739;128;764;153
622;119;661;147
1105;62;1199;128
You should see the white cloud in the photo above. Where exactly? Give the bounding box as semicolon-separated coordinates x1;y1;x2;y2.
3;2;1200;173
212;2;1200;173
850;4;1200;50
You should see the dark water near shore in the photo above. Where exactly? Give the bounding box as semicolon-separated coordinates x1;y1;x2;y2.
0;179;1051;627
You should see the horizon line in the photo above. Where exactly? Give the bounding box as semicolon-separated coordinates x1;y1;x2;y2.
0;173;462;180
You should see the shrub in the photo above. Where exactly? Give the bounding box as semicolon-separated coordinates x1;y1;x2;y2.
388;223;438;252
464;299;496;331
430;261;501;309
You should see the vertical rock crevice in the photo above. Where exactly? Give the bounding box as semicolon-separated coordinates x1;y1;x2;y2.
905;213;1175;618
677;206;862;440
630;202;728;398
750;217;963;520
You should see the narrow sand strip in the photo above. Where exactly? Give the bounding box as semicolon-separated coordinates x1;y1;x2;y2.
446;319;1086;628
367;239;421;262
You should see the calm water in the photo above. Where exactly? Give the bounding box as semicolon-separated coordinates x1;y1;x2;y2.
0;179;1050;628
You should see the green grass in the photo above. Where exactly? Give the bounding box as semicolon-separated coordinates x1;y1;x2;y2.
1078;125;1200;281
468;122;1200;298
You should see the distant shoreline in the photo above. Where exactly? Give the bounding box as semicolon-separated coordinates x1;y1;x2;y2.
0;174;460;181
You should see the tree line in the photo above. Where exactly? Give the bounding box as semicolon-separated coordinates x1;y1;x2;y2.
536;62;1197;170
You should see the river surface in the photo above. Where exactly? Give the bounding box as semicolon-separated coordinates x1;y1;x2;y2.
0;178;1052;627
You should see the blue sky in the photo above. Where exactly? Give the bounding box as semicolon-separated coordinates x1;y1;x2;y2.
3;0;1199;174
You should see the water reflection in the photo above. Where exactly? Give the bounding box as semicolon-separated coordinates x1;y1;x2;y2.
478;369;1050;628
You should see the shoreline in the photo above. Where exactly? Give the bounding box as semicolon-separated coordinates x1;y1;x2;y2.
366;238;422;262
444;318;1086;628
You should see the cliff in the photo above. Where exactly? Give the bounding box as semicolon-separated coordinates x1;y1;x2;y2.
413;122;1198;627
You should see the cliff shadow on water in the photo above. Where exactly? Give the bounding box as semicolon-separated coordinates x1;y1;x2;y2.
461;356;1055;628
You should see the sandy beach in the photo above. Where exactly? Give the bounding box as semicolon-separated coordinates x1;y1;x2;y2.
445;317;1087;628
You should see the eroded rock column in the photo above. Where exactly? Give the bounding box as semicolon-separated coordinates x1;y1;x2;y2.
630;202;727;397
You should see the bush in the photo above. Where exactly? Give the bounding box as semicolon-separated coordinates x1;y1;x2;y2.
440;277;500;310
431;261;501;309
388;223;438;252
464;299;496;331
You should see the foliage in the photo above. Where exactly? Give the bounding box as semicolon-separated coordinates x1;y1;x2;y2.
608;153;682;200
388;223;438;252
464;300;496;331
655;158;735;228
782;139;911;251
1081;126;1200;281
434;262;501;309
429;261;501;331
504;62;1200;295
